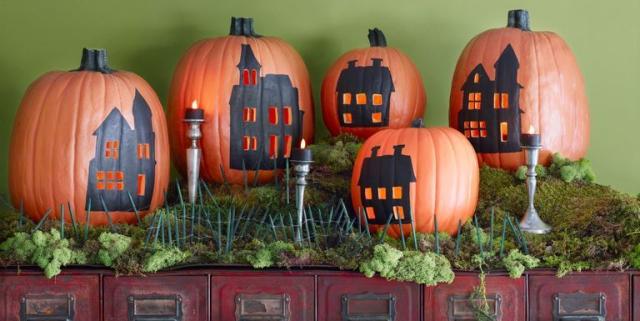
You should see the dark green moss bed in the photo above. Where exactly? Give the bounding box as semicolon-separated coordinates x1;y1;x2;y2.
1;135;639;286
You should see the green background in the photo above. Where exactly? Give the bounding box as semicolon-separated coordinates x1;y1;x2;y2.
0;0;638;196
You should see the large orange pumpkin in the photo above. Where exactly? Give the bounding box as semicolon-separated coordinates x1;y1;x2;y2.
449;9;589;170
168;17;314;185
321;28;426;140
351;123;479;237
9;48;170;226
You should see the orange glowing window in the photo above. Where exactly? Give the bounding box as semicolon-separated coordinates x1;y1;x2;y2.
269;106;278;125
137;174;146;196
480;129;488;137
501;93;509;108
250;136;258;151
284;135;292;157
364;187;373;200
96;170;123;191
393;206;405;219
243;107;257;122
473;73;480;83
251;69;257;85
96;171;105;180
463;121;470;129
464;130;471;137
243;69;250;85
342;93;352;105
493;93;500;109
356;93;366;105
107;171;115;180
377;187;387;200
392;186;402;199
471;129;479;138
243;136;250;151
500;122;509;142
96;182;105;190
366;207;376;220
106;182;115;190
116;182;124;190
470;121;478;129
269;135;278;159
115;171;124;180
467;92;481;110
283;107;292;125
137;144;150;159
371;112;382;123
372;94;383;106
343;113;352;124
479;121;486;128
105;140;119;159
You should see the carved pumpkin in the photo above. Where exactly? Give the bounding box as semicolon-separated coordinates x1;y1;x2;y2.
167;17;314;185
9;48;170;226
449;9;589;170
321;28;426;140
351;123;479;237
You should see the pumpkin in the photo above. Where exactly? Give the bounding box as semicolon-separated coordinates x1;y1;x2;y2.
449;9;589;170
321;28;426;140
350;122;479;237
167;17;314;185
9;48;170;226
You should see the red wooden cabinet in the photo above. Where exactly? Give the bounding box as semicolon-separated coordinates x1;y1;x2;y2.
424;273;525;321
103;274;208;321
0;272;100;321
317;273;421;321
211;272;314;321
529;272;630;321
633;275;640;321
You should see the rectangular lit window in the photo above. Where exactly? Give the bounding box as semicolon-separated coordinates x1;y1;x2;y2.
393;206;405;219
268;106;278;125
283;107;292;125
464;130;471;138
105;140;119;159
480;129;488;137
342;93;352;105
251;69;258;85
494;93;500;109
377;187;387;199
343;113;352;124
269;135;278;158
137;174;146;196
470;121;478;129
471;129;479;138
96;171;105;180
243;136;250;151
137;144;150;159
116;182;124;190
356;93;366;105
251;136;258;151
479;121;486;128
144;144;150;159
96;182;105;190
500;122;508;142
366;207;376;220
371;112;382;123
468;92;481;110
372;94;383;106
284;135;292;157
501;93;509;108
243;69;250;85
364;187;372;200
463;121;470;129
392;186;402;199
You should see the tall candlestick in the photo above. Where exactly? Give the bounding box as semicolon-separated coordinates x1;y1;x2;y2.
290;139;313;244
519;125;551;234
184;100;205;203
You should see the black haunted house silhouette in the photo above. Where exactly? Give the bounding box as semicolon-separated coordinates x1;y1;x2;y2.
358;145;416;224
229;44;304;170
336;58;395;127
457;44;523;153
85;90;156;211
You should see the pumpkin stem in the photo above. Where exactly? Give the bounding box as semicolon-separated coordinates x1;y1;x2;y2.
411;118;424;128
368;28;387;47
507;9;531;31
76;48;112;74
229;17;261;37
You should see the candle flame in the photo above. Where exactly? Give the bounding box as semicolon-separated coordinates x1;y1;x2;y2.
191;100;198;109
300;138;306;149
528;125;535;134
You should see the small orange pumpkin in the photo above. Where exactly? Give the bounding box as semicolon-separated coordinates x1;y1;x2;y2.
9;48;170;225
167;17;314;185
449;9;589;170
321;28;426;140
351;122;479;237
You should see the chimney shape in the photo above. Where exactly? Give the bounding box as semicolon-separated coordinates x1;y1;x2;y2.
370;146;381;157
371;58;383;67
347;60;357;69
393;145;405;156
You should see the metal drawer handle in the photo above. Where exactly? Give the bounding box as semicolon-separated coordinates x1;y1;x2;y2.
20;294;75;321
447;294;502;321
553;292;606;321
235;293;291;321
127;294;183;321
341;292;397;321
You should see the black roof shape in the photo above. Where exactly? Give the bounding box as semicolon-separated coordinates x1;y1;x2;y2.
494;44;519;69
337;58;396;92
358;145;416;186
462;64;491;90
93;107;133;135
237;44;261;70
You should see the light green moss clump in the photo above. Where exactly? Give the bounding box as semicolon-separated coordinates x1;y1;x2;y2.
628;244;640;269
502;249;539;278
309;136;361;173
97;232;132;267
359;243;403;278
393;251;455;285
548;153;596;183
143;247;190;273
245;240;295;269
515;165;547;180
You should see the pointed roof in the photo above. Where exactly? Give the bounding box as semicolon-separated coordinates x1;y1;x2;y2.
236;44;261;70
494;44;519;69
462;64;491;90
93;107;132;135
132;89;152;129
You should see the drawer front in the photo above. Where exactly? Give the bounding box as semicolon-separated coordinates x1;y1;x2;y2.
317;275;420;321
0;274;100;321
529;274;630;321
211;274;314;321
426;275;525;321
633;276;640;321
103;275;208;321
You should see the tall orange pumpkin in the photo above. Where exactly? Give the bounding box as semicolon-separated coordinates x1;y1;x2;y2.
351;123;479;237
168;17;314;185
321;28;426;140
449;10;589;170
9;48;170;225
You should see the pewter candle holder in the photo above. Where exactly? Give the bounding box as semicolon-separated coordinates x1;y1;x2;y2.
291;159;312;244
184;104;205;204
519;142;551;234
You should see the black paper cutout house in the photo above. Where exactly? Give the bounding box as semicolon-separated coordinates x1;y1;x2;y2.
457;44;523;153
336;58;395;127
229;44;304;170
358;145;416;224
85;90;156;211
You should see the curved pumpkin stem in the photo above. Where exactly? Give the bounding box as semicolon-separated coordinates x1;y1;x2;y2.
76;48;112;74
368;28;387;47
411;118;424;128
507;9;531;31
229;17;261;37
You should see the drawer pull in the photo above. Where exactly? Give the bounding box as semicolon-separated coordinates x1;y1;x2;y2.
235;293;290;321
341;292;397;321
127;294;183;321
553;292;606;321
447;294;502;321
20;294;75;321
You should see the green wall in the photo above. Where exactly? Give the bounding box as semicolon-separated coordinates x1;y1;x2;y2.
0;0;638;195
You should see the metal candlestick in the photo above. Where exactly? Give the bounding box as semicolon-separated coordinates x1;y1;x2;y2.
519;143;551;234
291;159;312;244
184;107;205;204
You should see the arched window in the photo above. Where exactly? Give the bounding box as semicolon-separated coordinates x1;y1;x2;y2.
251;69;258;85
242;69;250;85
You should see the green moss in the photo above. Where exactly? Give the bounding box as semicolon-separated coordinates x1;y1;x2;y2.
502;249;539;278
629;244;640;269
548;153;595;183
245;240;296;269
359;243;403;278
143;247;190;273
393;251;455;285
97;232;132;267
515;165;547;180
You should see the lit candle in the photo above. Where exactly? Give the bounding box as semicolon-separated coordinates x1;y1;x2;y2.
291;138;312;162
185;100;205;120
520;125;541;147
